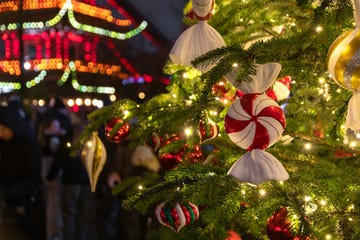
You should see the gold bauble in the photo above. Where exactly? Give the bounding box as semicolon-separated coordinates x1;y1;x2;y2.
327;28;360;91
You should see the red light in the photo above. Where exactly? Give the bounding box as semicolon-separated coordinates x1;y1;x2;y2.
72;105;79;112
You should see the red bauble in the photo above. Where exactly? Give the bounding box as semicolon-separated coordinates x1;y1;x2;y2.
104;117;130;143
186;144;202;163
159;151;183;171
225;230;242;240
267;207;293;240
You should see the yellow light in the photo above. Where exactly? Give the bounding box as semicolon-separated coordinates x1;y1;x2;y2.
304;143;312;150
184;127;193;137
349;141;356;148
138;92;145;99
84;98;92;106
86;141;93;147
138;185;144;190
38;99;45;107
325;234;331;240
320;200;327;206
123;110;130;118
259;189;266;196
315;26;323;32
348;204;355;211
75;98;83;106
109;95;116;102
67;99;75;107
304;196;311;202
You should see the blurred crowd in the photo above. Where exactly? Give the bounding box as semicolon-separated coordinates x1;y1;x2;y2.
0;95;159;240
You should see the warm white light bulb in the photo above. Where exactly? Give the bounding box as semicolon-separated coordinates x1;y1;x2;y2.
320;200;327;206
184;127;193;137
259;189;266;196
304;143;312;150
304;196;311;202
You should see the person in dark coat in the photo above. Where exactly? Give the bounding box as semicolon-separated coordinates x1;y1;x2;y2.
47;121;96;240
0;105;46;240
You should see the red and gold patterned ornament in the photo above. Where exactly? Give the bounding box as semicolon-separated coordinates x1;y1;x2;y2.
224;63;289;185
155;202;200;232
81;132;107;192
104;117;130;143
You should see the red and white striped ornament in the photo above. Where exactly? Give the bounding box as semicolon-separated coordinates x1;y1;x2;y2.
190;0;214;21
225;93;286;150
265;76;291;101
155;202;200;232
224;63;289;185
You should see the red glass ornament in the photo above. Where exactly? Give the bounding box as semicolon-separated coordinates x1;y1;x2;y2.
158;151;183;171
266;207;293;240
104;117;130;143
225;230;242;240
187;144;202;163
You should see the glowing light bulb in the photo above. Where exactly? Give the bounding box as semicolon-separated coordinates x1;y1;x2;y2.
304;196;311;202
259;189;266;196
138;185;144;190
325;234;331;240
315;26;323;32
184;127;193;137
67;99;75;107
86;141;93;147
304;143;312;150
320;200;327;206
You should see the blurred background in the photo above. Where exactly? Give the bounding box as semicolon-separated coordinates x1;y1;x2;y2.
0;0;187;106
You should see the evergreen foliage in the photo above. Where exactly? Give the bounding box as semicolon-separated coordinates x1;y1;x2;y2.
77;0;360;239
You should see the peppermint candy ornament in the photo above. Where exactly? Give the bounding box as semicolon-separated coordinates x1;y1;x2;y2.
225;94;286;150
155;202;200;232
224;63;289;185
169;0;225;72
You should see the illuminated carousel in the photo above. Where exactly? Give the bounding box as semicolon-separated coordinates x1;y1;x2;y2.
0;0;168;101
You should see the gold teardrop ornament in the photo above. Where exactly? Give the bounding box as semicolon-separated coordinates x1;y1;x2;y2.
81;132;107;192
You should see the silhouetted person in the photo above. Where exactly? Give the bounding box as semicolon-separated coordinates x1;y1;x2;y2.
0;105;46;240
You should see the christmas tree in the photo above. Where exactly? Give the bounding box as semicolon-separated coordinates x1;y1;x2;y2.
76;0;360;239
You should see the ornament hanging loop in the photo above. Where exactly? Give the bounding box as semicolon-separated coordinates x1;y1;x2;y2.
353;0;360;28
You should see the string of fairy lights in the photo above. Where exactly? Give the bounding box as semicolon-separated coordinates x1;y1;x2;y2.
0;0;150;94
